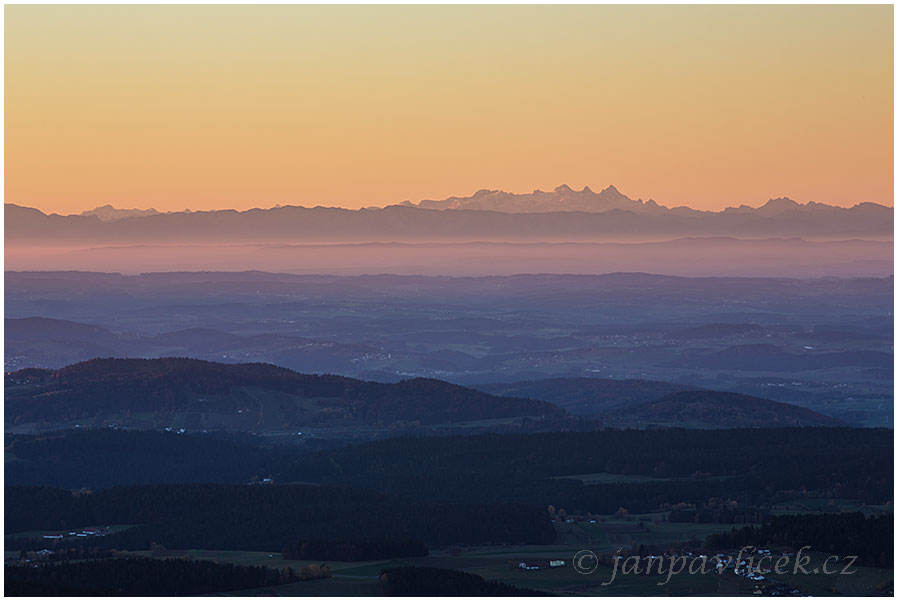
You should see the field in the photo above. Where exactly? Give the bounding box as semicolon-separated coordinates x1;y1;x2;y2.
770;498;893;516
137;548;721;596
87;515;889;597
166;545;891;597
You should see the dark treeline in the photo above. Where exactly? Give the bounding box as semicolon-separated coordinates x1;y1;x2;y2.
667;507;769;524
285;428;892;513
6;484;555;549
309;470;774;516
705;513;893;569
5;556;296;596
7;428;891;519
291;428;891;489
282;537;428;562
6;483;381;532
14;546;112;562
379;566;549;596
5;429;276;489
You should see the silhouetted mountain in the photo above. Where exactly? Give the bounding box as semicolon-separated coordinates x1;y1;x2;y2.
407;186;889;222
410;184;669;214
5;358;565;431
6;186;892;245
604;390;845;428
79;205;161;221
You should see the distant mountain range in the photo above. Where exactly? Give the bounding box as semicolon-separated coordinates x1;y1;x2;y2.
6;186;892;244
406;184;874;218
406;184;674;214
79;205;161;221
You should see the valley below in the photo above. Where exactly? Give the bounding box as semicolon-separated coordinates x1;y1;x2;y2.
5;270;893;596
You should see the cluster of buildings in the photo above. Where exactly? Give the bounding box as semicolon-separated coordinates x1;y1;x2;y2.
6;548;57;566
42;527;109;540
514;559;566;571
714;549;808;596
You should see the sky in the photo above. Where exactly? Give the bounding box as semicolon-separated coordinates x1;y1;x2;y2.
5;4;893;214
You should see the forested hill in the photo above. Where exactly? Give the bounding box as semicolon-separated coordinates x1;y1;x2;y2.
475;378;694;415
603;390;845;428
476;377;842;428
5;358;564;430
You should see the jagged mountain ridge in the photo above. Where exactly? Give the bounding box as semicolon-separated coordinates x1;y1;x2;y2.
406;184;676;214
6;190;892;244
15;184;888;220
79;205;162;221
408;185;889;217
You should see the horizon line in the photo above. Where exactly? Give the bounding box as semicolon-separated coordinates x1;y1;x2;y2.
6;184;893;218
4;269;893;281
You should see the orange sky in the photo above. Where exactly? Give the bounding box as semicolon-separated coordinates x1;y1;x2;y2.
5;4;893;214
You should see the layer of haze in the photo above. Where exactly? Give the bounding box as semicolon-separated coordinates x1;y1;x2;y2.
6;5;893;214
5;240;892;279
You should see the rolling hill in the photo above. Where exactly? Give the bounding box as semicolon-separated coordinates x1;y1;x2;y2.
476;377;844;428
475;377;694;415
4;358;564;434
2;357;851;434
603;390;845;429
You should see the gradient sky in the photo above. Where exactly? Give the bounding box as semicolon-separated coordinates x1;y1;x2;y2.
6;4;893;214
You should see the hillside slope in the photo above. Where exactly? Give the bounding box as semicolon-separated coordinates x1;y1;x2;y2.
4;358;564;433
476;377;694;415
604;390;845;428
